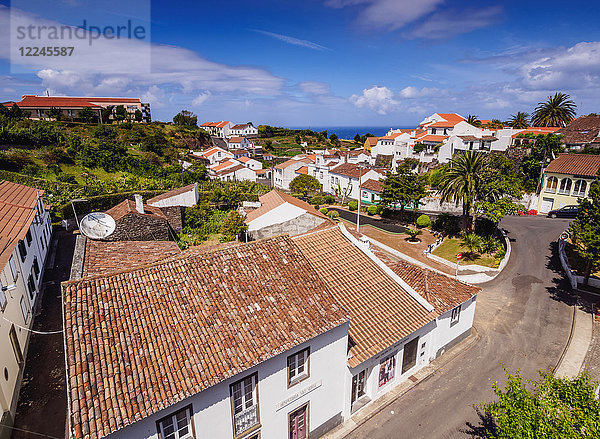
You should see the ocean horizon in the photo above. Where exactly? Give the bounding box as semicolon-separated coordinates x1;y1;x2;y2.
286;126;413;140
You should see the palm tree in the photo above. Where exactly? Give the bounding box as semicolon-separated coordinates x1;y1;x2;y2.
439;151;485;230
531;92;577;127
508;112;530;129
466;114;481;127
461;233;483;256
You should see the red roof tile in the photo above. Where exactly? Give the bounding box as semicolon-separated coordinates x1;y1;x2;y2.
296;166;309;175
361;179;383;193
105;199;167;221
63;236;348;438
245;190;330;223
545;153;600;178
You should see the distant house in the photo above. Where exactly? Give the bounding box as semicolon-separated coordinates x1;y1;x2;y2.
557;115;600;149
0;181;52;425
200;121;233;138
510;127;561;146
263;152;274;161
2;94;151;122
193;147;234;165
227;136;254;150
63;235;350;439
327;163;385;200
363;137;379;152
104;195;173;241
238;156;262;171
230;148;251;159
228;122;259;138
537;153;600;214
245;190;332;240
214;164;257;182
273;156;315;190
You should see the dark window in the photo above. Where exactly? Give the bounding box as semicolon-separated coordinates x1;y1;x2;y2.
10;325;23;364
402;338;419;374
450;305;461;326
27;274;36;300
33;257;40;279
25;230;32;246
230;374;259;437
18;240;27;262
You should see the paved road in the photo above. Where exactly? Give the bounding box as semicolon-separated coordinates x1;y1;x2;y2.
347;216;575;439
328;207;407;233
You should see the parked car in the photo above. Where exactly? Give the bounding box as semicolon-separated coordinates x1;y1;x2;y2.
547;205;581;218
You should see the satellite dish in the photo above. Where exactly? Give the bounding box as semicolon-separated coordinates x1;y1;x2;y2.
79;212;116;240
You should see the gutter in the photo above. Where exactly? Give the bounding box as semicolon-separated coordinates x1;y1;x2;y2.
338;223;435;313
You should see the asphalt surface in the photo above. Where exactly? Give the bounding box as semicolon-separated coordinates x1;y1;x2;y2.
328;207;407;233
346;216;575;439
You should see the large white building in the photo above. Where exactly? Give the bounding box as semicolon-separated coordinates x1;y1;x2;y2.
0;181;52;430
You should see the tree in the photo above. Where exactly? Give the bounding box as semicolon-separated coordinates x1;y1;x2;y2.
461;233;483;256
295;134;302;144
77;107;96;123
9;103;23;120
220;211;248;241
47;107;62;121
405;227;422;242
531;92;577;127
289;174;321;198
380;160;427;218
439;151;485;230
354;133;361;145
134;109;143;122
173;110;198;127
466;115;481;127
480;368;600;438
114;105;127;122
569;172;600;285
508;112;530;129
101;105;115;124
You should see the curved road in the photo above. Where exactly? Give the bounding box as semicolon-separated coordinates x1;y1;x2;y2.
347;216;574;438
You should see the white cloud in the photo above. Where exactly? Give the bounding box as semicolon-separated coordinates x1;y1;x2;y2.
325;0;443;31
399;86;442;98
350;86;399;114
141;85;168;109
298;81;331;96
192;91;211;106
251;29;330;51
406;7;502;39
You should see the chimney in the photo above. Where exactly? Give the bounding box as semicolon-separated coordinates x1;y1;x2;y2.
134;194;144;214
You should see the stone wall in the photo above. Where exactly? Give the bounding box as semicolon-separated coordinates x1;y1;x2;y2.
106;214;171;241
248;213;326;240
159;206;184;233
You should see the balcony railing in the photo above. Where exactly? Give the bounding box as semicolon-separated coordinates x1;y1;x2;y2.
233;404;258;436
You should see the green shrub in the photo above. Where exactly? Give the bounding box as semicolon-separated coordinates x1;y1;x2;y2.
327;210;339;220
324;195;335;204
348;200;358;211
416;214;431;228
367;205;378;215
311;195;325;205
432;213;461;237
320;207;328;214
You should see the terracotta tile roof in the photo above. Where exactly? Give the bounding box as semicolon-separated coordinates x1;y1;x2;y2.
428;121;459;128
147;183;196;205
0;181;43;269
293;227;437;367
296;166;309;175
545;153;600;178
238;156;252;163
230;149;248;155
361;179;383;193
83;240;180;277
230;124;249;130
364;137;379;147
347;149;368;157
512;127;561;138
329;163;373;179
436;113;465;124
245;190;330;223
378;135;396;140
10;95;140;108
63;235;349;439
275;158;304;170
557;115;600;144
419;135;448;143
105;199;167;221
458;135;480;142
228;137;246;143
481;135;498;141
215;164;246;176
200;121;230;128
374;252;479;314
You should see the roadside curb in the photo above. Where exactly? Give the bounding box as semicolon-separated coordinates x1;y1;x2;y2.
554;302;577;374
554;302;594;378
323;327;482;439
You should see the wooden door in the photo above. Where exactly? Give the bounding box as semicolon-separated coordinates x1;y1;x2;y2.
289;404;308;439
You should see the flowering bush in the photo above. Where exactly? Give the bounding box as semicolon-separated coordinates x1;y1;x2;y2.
527;209;538;215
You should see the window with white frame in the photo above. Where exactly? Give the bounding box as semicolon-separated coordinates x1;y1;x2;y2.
0;285;6;311
230;374;259;436
573;179;587;197
450;305;461;326
558;178;572;195
157;406;194;439
20;296;30;323
545;176;558;193
287;348;309;386
9;256;18;281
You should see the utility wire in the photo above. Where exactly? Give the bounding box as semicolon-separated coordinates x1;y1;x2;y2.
2;316;63;335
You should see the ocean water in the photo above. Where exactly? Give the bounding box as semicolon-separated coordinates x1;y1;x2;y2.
286;126;409;140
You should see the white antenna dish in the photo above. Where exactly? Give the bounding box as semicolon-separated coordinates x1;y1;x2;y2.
79;212;116;240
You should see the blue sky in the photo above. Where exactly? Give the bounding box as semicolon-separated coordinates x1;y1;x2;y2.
1;0;600;126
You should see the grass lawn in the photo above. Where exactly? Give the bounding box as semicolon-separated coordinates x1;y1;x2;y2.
433;237;499;268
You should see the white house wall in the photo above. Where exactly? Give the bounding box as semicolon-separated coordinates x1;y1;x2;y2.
148;185;199;208
104;322;350;439
431;297;477;358
247;203;307;232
